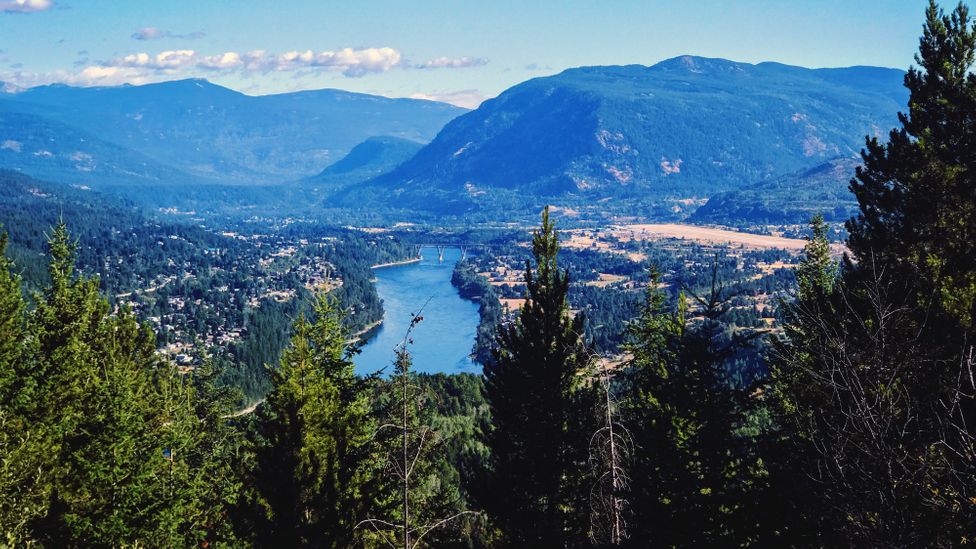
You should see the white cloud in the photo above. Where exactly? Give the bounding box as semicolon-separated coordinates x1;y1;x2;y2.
108;49;197;71
195;47;403;77
131;27;205;41
1;46;487;90
0;0;53;13
409;89;486;109
264;47;402;77
415;56;488;70
198;51;243;70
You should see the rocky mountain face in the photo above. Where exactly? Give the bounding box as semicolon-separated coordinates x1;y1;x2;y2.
343;56;906;213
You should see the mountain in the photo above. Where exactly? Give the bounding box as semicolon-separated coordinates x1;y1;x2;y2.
2;79;466;185
303;136;424;193
0;102;201;187
342;56;907;213
688;156;861;226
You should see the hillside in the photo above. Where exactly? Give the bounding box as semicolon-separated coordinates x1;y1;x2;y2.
342;56;907;214
0;169;220;286
689;156;862;226
0;103;202;187
2;79;465;185
303;136;424;194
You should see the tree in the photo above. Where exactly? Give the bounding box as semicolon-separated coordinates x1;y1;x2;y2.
248;293;379;547
623;266;766;547
179;357;249;546
770;2;976;544
358;310;476;549
587;358;632;546
0;230;24;401
849;0;976;326
795;213;836;302
0;229;44;544
0;222;211;545
482;206;591;547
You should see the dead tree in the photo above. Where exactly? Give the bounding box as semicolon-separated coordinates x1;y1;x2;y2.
356;305;474;548
780;262;976;544
588;357;632;545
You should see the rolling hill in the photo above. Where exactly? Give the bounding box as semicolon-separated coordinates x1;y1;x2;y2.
303;136;424;194
0;103;200;187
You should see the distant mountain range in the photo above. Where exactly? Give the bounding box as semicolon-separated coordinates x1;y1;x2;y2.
0;57;910;223
341;56;907;214
0;79;465;186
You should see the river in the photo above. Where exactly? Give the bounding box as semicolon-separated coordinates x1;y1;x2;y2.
354;247;482;376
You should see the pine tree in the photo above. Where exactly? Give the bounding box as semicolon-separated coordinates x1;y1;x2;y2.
0;229;46;544
849;0;976;326
0;230;23;401
22;223;202;545
483;206;591;547
249;293;379;547
183;357;248;545
770;2;976;543
795;214;836;302
764;215;843;544
623;267;764;546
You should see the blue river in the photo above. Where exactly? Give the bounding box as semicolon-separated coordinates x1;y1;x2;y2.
353;247;482;376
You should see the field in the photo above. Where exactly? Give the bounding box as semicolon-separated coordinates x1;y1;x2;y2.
562;223;847;255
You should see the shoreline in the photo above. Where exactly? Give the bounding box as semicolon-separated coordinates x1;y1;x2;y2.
351;319;383;339
371;256;422;269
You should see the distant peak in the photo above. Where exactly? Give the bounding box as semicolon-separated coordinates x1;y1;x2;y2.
157;77;215;87
650;55;750;74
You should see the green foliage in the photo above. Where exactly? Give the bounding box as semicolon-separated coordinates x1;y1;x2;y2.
772;3;976;544
0;223;243;546
246;293;380;547
848;0;976;327
451;260;502;366
482;207;593;546
622;267;769;546
795;213;837;302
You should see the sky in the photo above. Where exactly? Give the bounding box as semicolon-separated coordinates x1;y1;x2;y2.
0;0;943;108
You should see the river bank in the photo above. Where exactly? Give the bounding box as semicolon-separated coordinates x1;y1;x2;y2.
371;257;422;269
355;247;481;375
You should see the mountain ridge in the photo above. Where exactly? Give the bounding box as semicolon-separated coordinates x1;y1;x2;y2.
1;78;466;186
340;55;907;214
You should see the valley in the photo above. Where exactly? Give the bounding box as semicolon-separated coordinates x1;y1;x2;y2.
0;55;887;399
2;2;973;546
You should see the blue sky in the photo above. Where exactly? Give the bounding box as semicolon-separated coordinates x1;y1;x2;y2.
0;0;939;107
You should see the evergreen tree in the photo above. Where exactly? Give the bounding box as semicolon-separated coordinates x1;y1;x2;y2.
623;267;766;547
26;223;203;545
248;293;379;547
483;207;591;547
795;213;836;302
184;358;249;546
0;222;212;545
0;230;23;401
0;229;46;544
849;0;976;327
764;215;843;545
772;3;976;541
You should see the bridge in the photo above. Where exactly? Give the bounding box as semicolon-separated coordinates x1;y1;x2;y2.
413;243;502;262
